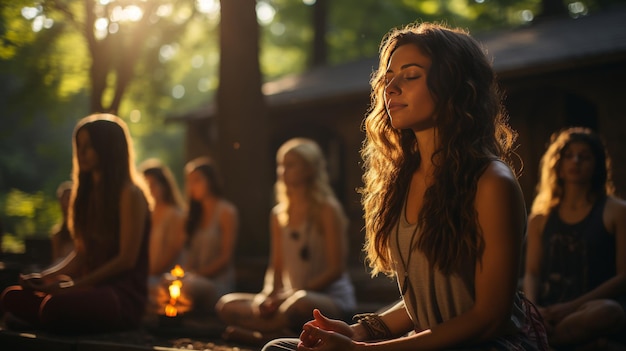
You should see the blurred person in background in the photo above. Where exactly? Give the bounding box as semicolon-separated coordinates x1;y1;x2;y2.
139;158;187;316
178;156;238;316
217;138;356;346
524;127;626;350
51;180;74;264
1;113;151;333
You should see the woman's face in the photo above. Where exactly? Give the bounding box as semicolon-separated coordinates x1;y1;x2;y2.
558;141;596;184
76;129;99;173
277;150;312;187
187;169;210;201
384;44;436;131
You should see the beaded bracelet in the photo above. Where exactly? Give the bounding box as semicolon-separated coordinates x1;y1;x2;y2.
58;280;74;289
353;313;393;340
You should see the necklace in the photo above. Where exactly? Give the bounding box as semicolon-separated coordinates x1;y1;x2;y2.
395;216;419;296
290;220;311;261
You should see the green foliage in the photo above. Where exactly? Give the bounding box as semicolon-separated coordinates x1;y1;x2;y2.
259;0;621;73
0;0;39;59
1;0;624;254
1;188;61;253
2;234;25;254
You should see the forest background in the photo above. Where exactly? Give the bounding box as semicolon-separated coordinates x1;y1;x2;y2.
0;0;620;253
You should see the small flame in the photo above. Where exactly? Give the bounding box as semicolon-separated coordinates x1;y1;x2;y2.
168;280;182;300
165;304;177;317
162;265;185;318
170;265;185;279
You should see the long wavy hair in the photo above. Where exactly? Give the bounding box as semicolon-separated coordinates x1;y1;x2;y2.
184;156;224;238
530;127;614;215
139;158;186;210
274;138;348;231
360;23;516;276
69;114;147;267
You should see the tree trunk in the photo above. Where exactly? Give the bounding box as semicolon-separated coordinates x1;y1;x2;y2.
217;0;271;258
311;0;328;68
539;0;569;19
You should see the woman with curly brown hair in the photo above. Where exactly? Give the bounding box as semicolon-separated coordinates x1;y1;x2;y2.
263;22;547;351
523;127;626;350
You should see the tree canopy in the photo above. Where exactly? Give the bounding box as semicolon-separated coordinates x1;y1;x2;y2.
0;0;620;249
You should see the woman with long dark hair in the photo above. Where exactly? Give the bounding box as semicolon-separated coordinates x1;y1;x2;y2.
178;156;238;315
1;114;150;333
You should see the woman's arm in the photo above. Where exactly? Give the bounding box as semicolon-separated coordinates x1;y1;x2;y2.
304;200;346;291
150;208;186;275
256;210;288;318
40;248;83;279
69;183;148;290
301;299;414;346
523;213;547;304
259;211;284;295
22;249;84;291
269;209;285;292
194;204;237;278
355;300;414;340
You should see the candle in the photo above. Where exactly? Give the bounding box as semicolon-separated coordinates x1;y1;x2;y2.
165;304;177;317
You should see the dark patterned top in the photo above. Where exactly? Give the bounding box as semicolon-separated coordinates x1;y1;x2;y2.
538;196;615;306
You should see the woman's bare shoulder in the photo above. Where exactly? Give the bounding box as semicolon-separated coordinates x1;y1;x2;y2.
606;195;626;211
481;160;517;180
476;160;522;199
121;182;148;203
219;199;239;215
604;195;626;227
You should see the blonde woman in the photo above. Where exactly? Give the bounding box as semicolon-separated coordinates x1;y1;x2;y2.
216;138;356;345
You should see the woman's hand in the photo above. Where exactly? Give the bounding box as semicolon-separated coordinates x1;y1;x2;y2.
301;309;354;343
298;309;354;350
258;296;281;318
258;289;291;318
19;273;46;291
298;323;358;351
20;274;74;295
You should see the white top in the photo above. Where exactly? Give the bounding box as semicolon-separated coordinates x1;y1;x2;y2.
182;200;236;295
279;216;356;313
389;200;524;333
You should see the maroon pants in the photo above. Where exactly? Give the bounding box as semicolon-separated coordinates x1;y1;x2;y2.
1;285;138;333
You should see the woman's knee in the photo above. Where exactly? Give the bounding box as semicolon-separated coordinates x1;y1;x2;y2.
1;286;22;310
595;300;626;331
215;294;247;321
39;294;65;326
579;299;626;330
282;292;334;330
